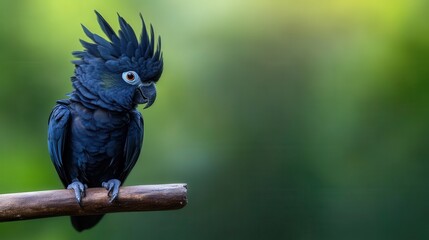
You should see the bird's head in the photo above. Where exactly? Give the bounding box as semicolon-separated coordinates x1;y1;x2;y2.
71;11;163;111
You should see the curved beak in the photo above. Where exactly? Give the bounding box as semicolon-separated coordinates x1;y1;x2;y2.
136;82;157;109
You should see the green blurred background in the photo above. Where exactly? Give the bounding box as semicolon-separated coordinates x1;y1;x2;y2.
0;0;428;239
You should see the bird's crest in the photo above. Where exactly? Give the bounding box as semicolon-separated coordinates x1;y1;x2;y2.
73;11;163;82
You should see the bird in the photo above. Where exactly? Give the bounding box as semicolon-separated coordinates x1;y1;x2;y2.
47;10;163;232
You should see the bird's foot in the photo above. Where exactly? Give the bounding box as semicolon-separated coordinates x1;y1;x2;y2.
102;179;121;203
67;180;87;205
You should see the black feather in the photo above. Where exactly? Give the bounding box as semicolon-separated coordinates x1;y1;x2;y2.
81;24;96;42
153;36;161;60
79;39;100;57
94;10;117;42
74;11;163;79
117;13;138;49
97;45;115;60
149;24;155;57
139;13;149;57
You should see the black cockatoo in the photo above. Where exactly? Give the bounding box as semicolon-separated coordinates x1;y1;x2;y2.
47;11;163;231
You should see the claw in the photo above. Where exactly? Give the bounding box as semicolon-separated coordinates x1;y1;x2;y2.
102;179;121;202
67;181;87;205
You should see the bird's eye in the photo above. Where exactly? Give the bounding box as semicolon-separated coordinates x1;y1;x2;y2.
126;72;135;81
122;71;140;85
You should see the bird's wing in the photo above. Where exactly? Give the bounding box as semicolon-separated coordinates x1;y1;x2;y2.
48;101;71;187
120;110;144;181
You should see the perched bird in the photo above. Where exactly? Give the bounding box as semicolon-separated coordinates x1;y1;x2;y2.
47;11;163;231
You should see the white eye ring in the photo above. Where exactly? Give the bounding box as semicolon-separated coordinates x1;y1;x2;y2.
122;71;140;85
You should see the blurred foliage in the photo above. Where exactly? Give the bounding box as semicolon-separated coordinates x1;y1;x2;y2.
0;0;429;239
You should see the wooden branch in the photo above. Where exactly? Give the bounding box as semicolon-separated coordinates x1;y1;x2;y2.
0;183;187;222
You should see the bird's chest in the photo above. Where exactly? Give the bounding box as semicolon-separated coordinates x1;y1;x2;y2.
69;104;130;166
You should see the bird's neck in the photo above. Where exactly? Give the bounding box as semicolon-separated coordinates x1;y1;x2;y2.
69;101;131;128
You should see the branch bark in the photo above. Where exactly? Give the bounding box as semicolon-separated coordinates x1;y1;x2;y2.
0;183;187;222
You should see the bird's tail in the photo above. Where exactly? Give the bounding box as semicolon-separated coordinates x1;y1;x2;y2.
71;215;105;232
